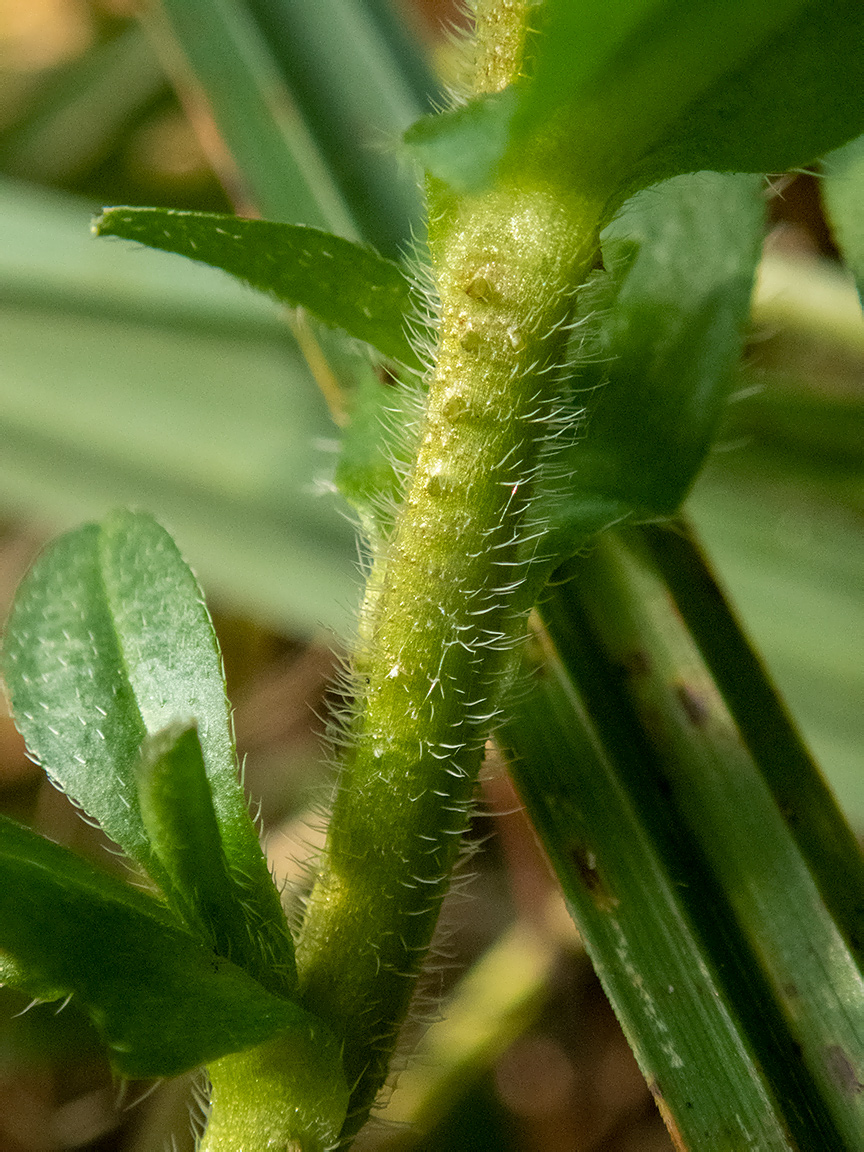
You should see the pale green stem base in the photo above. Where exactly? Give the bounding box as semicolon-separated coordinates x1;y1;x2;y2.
200;1024;350;1152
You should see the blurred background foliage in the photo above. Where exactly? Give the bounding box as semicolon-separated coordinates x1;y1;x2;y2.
0;1;860;1149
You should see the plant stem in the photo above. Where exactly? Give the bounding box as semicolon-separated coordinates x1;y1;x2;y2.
296;176;602;1130
201;1023;350;1152
294;2;607;1134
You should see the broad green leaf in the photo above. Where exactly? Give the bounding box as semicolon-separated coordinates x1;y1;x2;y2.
94;207;425;370
3;524;152;870
822;133;864;305
3;510;296;995
537;171;764;561
0;816;303;1078
407;0;864;204
627;1;864;193
137;721;268;970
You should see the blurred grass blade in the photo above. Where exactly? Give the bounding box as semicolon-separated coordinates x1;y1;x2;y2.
3;510;297;995
382;921;558;1141
95;207;425;368
143;0;357;233
822;132;864;305
0;24;167;186
501;618;828;1149
0;178;357;639
241;0;433;254
138;721;276;971
566;532;864;1147
0;815;304;1079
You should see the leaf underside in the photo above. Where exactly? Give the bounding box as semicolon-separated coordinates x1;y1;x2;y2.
94;208;427;371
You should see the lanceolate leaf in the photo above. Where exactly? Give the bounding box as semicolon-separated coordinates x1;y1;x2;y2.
538;171;764;563
94;208;425;370
822;132;864;305
3;510;296;995
406;0;864;204
628;0;864;193
0;816;302;1078
137;721;267;969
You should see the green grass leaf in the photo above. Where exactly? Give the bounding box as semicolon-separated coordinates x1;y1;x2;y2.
822;132;864;305
2;510;296;994
94;207;425;369
0;816;304;1078
502;618;815;1150
568;532;864;1147
238;0;431;256
144;0;356;234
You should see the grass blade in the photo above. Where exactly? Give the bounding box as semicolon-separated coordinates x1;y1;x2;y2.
144;0;357;233
502;614;825;1149
567;531;864;1147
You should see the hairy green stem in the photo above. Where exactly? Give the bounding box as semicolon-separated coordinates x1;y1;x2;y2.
292;2;608;1137
201;1024;350;1152
296;177;601;1130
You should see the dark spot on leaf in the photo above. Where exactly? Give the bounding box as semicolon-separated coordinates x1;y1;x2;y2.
376;364;399;387
649;1081;688;1151
655;774;673;800
622;650;651;677
675;682;709;727
782;981;800;999
825;1045;864;1094
567;842;617;911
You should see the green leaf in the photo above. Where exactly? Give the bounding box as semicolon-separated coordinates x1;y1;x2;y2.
407;0;864;202
94;207;425;370
137;721;270;970
0;815;304;1078
822;132;864;305
404;88;517;197
538;171;764;561
567;531;864;1147
627;0;864;192
2;510;296;995
501;616;815;1150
